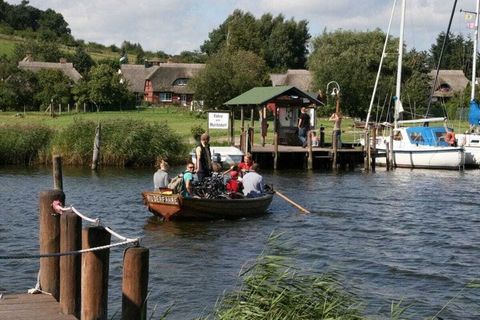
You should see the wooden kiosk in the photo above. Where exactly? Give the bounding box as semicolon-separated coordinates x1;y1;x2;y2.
224;86;323;169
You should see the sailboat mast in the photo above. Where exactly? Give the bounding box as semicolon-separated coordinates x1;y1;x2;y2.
471;0;480;101
394;0;406;129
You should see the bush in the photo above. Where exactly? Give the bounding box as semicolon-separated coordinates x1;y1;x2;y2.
190;124;205;142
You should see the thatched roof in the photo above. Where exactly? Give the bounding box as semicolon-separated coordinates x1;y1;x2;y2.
147;63;204;94
120;64;153;93
120;63;205;94
429;69;469;98
18;60;82;83
270;69;313;92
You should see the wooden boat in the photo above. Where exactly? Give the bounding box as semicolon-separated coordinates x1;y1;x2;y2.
142;189;274;221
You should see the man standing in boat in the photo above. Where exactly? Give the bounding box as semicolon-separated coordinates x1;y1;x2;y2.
195;133;213;182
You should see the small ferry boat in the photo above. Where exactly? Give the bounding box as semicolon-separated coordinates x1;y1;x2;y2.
142;189;274;221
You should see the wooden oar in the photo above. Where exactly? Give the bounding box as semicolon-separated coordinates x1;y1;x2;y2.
275;190;311;214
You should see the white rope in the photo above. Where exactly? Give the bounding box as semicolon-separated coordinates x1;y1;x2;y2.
0;238;139;260
52;201;136;241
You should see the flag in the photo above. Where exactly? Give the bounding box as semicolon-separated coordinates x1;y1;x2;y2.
464;12;475;21
395;99;404;119
467;22;476;30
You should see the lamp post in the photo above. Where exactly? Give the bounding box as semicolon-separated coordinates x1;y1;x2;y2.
326;81;340;114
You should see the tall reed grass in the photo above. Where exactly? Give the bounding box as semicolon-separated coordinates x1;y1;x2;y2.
52;118;188;166
0;124;53;165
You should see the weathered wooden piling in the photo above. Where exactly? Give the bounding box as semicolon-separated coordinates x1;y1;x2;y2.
60;210;82;317
53;154;63;191
91;123;101;170
307;131;313;170
122;246;150;320
81;226;111;320
39;189;65;301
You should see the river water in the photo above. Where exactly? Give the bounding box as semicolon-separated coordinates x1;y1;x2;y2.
1;166;479;319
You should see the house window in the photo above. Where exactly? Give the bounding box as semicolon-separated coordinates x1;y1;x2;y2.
160;92;172;102
173;78;188;86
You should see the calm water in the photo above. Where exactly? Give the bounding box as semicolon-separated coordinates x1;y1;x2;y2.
1;166;479;319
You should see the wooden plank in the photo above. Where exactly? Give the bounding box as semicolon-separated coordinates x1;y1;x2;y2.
0;294;77;319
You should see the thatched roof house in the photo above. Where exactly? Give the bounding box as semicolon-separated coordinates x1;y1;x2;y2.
270;69;313;92
429;69;469;98
120;62;205;105
18;56;82;83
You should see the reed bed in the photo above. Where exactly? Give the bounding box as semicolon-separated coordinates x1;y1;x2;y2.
52;118;188;166
0;124;53;165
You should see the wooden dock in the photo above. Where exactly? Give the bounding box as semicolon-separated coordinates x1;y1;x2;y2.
0;294;77;320
251;143;364;170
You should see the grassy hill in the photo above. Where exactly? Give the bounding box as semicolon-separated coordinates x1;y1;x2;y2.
0;32;137;63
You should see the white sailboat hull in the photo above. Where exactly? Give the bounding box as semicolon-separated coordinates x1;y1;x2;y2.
456;133;480;167
374;138;464;169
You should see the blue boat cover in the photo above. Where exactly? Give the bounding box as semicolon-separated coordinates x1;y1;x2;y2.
405;126;450;146
468;99;480;126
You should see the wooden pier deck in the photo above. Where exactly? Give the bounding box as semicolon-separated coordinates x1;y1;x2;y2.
250;144;365;169
0;294;77;320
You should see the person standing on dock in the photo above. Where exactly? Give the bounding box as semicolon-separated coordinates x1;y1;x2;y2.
153;159;170;189
195;133;213;182
298;107;311;147
242;163;264;198
329;112;342;148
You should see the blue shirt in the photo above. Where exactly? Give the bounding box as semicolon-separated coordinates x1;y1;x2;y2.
182;171;194;197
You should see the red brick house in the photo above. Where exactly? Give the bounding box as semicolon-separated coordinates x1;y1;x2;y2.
120;61;204;106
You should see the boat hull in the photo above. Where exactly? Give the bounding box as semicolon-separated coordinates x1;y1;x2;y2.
456;133;480;167
375;146;464;169
142;191;273;221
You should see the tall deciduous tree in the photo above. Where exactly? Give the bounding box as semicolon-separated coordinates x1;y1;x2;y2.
201;9;310;70
430;32;473;78
34;69;72;110
190;48;270;109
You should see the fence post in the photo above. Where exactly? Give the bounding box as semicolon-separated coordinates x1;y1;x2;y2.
122;246;149;320
81;226;111;320
39;189;65;301
60;210;82;317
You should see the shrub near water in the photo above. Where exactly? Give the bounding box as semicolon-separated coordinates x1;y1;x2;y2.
0;125;53;165
52;119;188;166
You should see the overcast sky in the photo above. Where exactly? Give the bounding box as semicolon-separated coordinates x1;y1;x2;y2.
7;0;478;55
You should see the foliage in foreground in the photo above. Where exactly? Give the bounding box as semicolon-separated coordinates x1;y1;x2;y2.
204;236;364;320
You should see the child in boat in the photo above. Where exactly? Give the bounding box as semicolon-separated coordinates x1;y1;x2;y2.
238;152;254;177
226;170;243;197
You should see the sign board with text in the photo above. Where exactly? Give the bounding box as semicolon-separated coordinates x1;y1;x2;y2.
208;112;229;129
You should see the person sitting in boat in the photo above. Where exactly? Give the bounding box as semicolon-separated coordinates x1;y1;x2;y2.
153;159;170;190
195;133;213;182
238;152;254;177
226;170;243;197
182;161;195;198
242;163;264;198
445;129;457;146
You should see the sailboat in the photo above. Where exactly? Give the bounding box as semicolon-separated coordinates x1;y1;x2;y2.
364;0;464;169
453;0;480;167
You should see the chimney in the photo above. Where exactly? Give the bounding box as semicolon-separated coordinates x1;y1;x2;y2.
23;52;33;62
59;58;67;64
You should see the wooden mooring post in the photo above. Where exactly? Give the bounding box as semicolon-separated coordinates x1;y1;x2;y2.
53;154;63;191
122;247;150;320
81;226;111;320
60;210;82;317
39;189;65;301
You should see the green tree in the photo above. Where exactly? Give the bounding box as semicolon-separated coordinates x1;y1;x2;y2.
71;46;95;76
430;32;473;77
34;69;72;110
73;64;133;111
13;40;62;62
310;29;398;119
190;48;270;109
201;9;310;70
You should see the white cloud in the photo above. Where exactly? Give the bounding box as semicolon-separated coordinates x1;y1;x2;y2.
6;0;477;54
